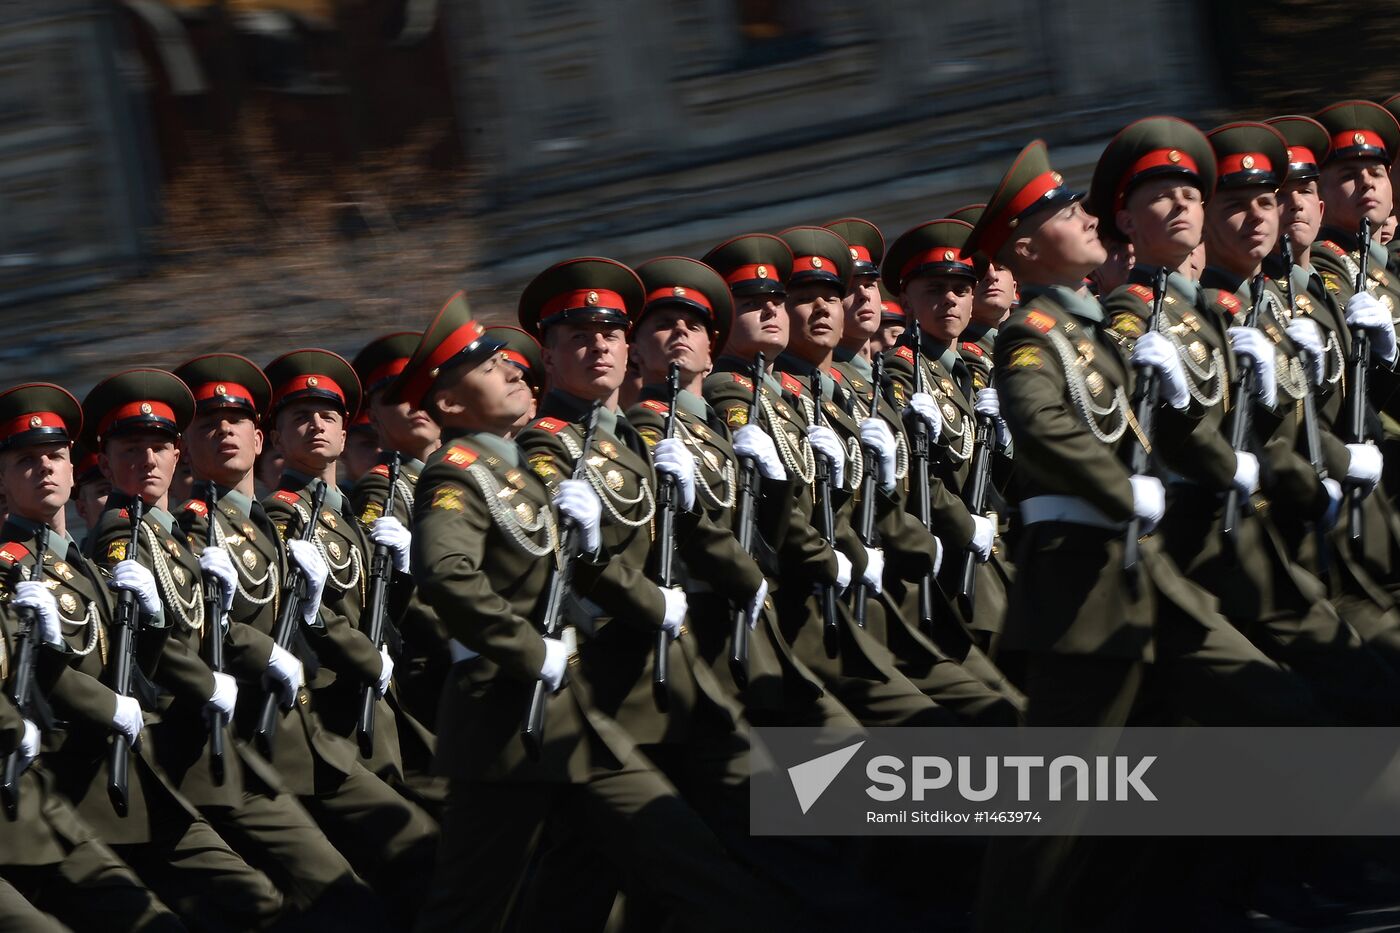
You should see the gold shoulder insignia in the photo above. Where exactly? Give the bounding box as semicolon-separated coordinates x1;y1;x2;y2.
1009;347;1043;369
430;486;465;512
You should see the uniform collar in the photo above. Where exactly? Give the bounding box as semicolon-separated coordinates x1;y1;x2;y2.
1200;266;1252;307
833;346;873;381
544;389;622;437
105;491;172;532
775;352;837;401
961;322;998;345
212;485;254;519
1130;262;1200;305
465;430;520;468
3;514;77;559
1019;284;1105;323
281;469;344;514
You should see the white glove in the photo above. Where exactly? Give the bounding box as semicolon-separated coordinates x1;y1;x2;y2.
969;514;995;562
660;586;687;639
806;424;846;488
1130;332;1190;410
265;644;304;708
1346;293;1398;364
833;551;853;592
198;546;237;614
1227;326;1278;408
652;438;697;511
1321;477;1344;531
746;579;768;630
369;516;412;573
1232;451;1260;496
859;418;897;492
111;695;143;746
974;387;1000;419
17;719;39;773
904;392;944;442
286;539;328;624
1346;443;1383;492
931;536;944;576
539;637;568;693
13;580;62;647
206;671;237;720
860;547;884;595
109;561;161;617
1285;319;1326;386
732;424;787;481
376;646;394;697
554;479;603;554
1129;474;1166;534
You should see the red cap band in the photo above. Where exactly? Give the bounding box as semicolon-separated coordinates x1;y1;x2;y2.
849;245;873;263
983;170;1064;257
1219;152;1273;177
1116;148;1201;207
540;289;627;322
365;358;410;392
397;319;488;409
1;410;67;442
1287;146;1319;168
792;255;839;278
502;350;531;369
723;263;780;287
644;285;715;315
98;400;177;439
1332;129;1385;153
900;246;975;284
191;381;254;409
271;375;347;411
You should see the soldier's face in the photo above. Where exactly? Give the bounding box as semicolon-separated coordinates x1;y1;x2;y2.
75;477;110;531
272;401;346;475
543;322;627;401
630;306;714;384
1016;201;1107;283
973;261;1016;325
842;276;882;343
184;409;263;486
340;431;379;485
434;352;533;435
101;431;178;505
1118;178;1204;265
1204;186;1279;275
1089;240;1134;295
784;283;845;359
1278;179;1324;252
904;274;973;344
1319;160;1393;232
1381;214;1398;246
726;293;789;358
871;322;905;354
369;390;440;455
0;442;73;522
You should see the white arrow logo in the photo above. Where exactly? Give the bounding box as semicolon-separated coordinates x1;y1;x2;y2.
787;741;865;814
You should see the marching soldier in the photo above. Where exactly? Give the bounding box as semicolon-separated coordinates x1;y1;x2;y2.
0;384;186;933
967;139;1325;932
483;325;545;432
947;205;1015;393
388;295;796;933
702;233;960;728
349;332;444;811
71;444;108;536
872;284;906;355
824;217;886;366
80;370;289;931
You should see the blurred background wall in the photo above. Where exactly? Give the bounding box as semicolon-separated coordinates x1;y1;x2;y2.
1;0;1396;392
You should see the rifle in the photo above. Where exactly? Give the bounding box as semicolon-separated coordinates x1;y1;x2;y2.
728;352;765;687
1124;267;1170;591
809;372;841;659
522;401;601;760
958;381;995;618
651;364;681;711
907;326;938;632
1222;274;1268;549
357;453;401;758
2;525;49;819
1347;217;1373;543
1280;233;1331;573
852;354;884;628
200;483;226;785
255;481;329;757
107;498;144;816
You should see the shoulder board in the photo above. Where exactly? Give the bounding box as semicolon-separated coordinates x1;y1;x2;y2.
369;463;390;478
1215;292;1242;313
1126;283;1154;303
183;499;207;516
1317;240;1347;258
780;373;804;396
442;444;479;469
828;367;845;383
0;542;29;565
273;490;301;506
895;346;915;363
117;508;130;520
1024;310;1056;333
531;417;569;435
641;399;669;415
959;341;985;358
729;373;754;390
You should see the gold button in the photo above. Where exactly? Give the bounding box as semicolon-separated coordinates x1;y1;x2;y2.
757;265;768;279
1241;154;1256;169
1051;171;1063;184
1355;132;1367;146
849;247;859;260
585;291;599;306
673;286;686;297
28;415;41;428
1167;149;1182;163
811;257;824;269
943;250;956;262
306;376;319;388
215;383;227;396
139;402;153;415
